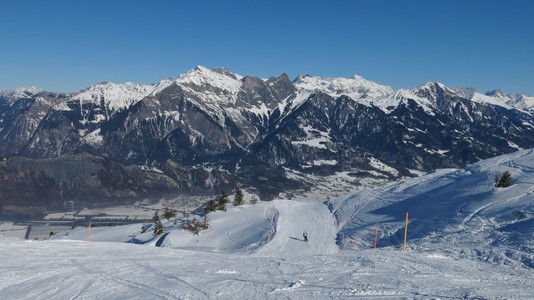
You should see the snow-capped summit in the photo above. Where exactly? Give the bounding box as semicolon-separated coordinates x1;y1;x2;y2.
452;86;477;99
71;81;158;111
375;82;452;114
452;87;533;112
294;73;394;103
174;65;244;104
469;91;512;109
0;86;44;102
485;88;506;98
508;94;534;111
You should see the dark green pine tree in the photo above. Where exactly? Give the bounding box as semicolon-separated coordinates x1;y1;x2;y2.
497;171;512;188
204;200;217;214
153;212;164;235
233;187;244;206
217;191;230;211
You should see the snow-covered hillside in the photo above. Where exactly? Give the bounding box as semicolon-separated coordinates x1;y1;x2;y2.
2;149;534;298
330;148;534;267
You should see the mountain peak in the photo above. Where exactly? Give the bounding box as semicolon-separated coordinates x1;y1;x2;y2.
485;89;506;98
452;86;477;99
177;66;243;94
0;86;44;101
294;74;393;102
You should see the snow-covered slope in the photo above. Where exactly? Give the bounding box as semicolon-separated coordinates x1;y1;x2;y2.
3;146;534;300
330;148;534;269
470;91;514;109
3;236;534;299
24;150;534;265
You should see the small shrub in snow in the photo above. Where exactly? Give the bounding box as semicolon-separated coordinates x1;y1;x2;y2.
162;208;177;220
250;195;258;205
514;211;527;220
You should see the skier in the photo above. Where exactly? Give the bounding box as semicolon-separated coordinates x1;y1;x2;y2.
303;230;308;242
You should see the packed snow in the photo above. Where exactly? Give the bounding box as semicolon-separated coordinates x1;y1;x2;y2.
2;149;534;298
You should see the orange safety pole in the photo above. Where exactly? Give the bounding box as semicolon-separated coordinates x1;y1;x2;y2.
353;234;358;253
373;224;379;249
403;212;409;253
88;223;91;241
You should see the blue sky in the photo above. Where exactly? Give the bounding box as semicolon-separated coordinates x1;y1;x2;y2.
1;0;533;95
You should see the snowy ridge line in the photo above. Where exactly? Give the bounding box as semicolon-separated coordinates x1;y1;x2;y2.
7;66;534;118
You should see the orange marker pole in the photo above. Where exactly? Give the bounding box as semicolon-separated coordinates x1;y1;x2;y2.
88;223;92;242
403;212;409;253
353;234;358;253
373;224;379;249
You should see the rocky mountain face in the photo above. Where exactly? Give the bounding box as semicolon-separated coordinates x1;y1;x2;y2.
1;67;534;215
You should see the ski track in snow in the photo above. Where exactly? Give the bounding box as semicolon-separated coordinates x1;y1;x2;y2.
253;200;338;257
70;259;181;300
132;261;209;298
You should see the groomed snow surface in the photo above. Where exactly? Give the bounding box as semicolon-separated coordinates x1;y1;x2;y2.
2;149;534;299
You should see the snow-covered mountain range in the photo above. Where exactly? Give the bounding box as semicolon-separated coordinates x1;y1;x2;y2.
1;149;533;299
1;66;534;213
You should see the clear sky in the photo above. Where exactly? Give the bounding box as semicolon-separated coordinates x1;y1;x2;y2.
1;0;533;95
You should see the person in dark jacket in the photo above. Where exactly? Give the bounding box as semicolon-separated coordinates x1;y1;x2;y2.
303;231;308;242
